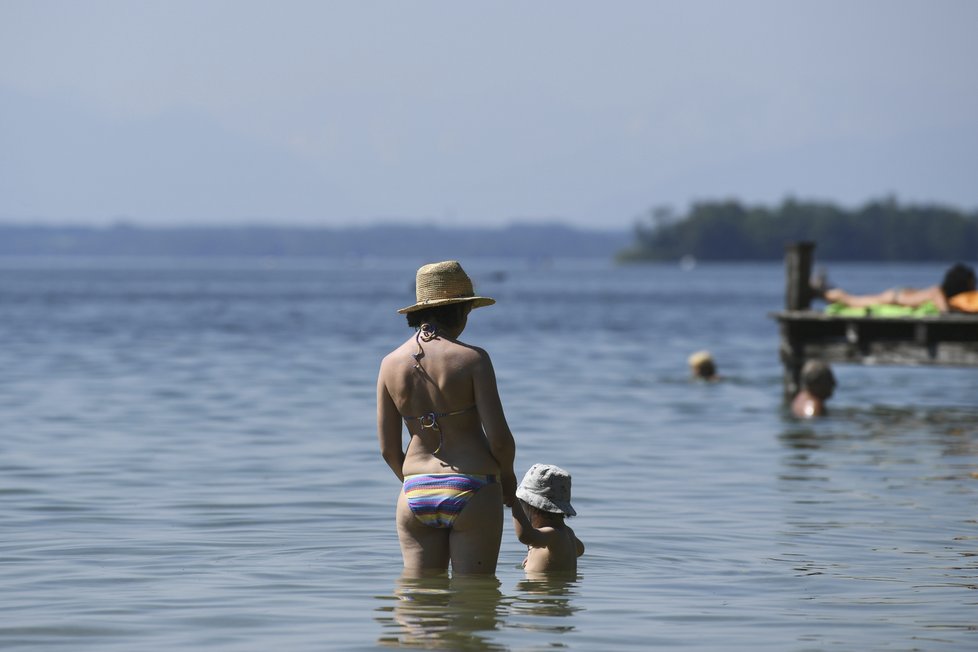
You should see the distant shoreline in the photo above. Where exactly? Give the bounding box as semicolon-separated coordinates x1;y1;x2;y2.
0;222;630;259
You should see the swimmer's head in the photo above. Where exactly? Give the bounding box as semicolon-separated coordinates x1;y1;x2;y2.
801;359;836;398
687;350;717;379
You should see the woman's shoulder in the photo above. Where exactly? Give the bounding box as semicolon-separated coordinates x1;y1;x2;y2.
454;341;493;368
379;337;417;367
461;340;490;355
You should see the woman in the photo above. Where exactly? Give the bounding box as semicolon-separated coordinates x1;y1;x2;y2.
377;260;517;574
818;263;976;313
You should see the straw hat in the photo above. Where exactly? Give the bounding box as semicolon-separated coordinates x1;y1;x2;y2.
397;260;496;314
516;463;576;517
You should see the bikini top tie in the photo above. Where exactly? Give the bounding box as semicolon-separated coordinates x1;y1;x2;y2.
403;404;477;454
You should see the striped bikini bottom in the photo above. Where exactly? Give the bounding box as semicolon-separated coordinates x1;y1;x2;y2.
402;473;497;529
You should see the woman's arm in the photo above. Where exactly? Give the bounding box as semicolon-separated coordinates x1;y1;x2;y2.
472;350;517;505
376;365;405;481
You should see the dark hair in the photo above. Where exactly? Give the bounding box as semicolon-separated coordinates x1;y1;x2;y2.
694;360;717;378
519;498;567;521
801;359;836;398
941;263;976;299
405;302;470;329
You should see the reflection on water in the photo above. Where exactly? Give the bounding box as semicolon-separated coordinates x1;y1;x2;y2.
376;573;506;650
779;406;978;459
774;404;978;625
375;571;582;649
512;572;582;625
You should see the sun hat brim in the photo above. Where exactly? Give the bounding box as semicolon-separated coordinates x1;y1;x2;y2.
516;486;576;517
397;260;496;315
397;296;495;315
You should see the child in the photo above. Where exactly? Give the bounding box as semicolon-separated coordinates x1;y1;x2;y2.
791;359;836;418
511;464;585;573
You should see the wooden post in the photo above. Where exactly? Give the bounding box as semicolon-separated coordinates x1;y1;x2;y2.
779;321;803;398
781;242;814;396
784;241;814;311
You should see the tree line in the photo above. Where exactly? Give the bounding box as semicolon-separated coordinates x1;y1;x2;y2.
617;197;978;262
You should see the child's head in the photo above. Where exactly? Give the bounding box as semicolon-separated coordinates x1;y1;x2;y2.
800;359;836;399
516;464;576;517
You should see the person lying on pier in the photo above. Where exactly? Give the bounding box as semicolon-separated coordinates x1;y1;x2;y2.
813;263;976;313
791;359;836;418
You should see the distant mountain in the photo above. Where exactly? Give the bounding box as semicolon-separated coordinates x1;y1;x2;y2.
0;222;630;259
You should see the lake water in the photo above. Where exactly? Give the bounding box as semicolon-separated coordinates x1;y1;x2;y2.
1;256;976;651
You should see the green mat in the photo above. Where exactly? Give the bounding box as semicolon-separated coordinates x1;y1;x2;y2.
824;301;940;317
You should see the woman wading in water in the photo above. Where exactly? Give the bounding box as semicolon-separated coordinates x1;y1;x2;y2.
377;261;517;574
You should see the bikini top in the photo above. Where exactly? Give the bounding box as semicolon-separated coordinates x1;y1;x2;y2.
403;404;477;454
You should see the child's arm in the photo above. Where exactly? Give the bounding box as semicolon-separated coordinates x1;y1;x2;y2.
561;523;585;557
511;502;556;548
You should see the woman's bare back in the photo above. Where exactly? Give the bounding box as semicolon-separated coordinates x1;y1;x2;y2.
380;333;499;476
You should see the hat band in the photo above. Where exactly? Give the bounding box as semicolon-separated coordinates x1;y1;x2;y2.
421;293;473;303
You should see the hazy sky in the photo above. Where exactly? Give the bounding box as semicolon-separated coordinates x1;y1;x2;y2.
2;1;977;228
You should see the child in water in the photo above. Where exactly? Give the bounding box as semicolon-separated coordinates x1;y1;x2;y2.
791;359;836;418
511;464;585;572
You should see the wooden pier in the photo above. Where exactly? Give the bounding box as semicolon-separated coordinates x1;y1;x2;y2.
771;242;978;396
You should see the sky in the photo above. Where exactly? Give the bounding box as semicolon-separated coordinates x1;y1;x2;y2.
2;0;977;229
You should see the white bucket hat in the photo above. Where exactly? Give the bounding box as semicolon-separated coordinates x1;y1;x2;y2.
516;463;576;516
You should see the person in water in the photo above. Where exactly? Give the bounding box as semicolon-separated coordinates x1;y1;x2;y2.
815;263;976;313
687;350;719;381
791;359;836;418
511;464;585;573
377;260;518;575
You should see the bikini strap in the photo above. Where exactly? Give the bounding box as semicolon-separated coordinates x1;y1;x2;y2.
404;404;477;454
413;404;476;430
412;323;438;369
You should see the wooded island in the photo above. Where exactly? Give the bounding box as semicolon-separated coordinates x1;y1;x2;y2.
618;197;978;262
